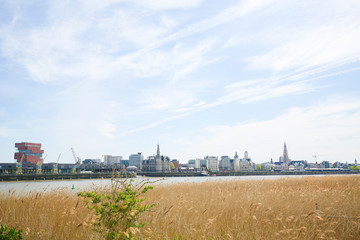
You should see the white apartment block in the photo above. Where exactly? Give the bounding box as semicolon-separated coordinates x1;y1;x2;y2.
103;155;122;166
205;156;218;172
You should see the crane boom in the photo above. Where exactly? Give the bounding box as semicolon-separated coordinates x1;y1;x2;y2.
20;154;25;164
56;153;61;164
71;148;81;165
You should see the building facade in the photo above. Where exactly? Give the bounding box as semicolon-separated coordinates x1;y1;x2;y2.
233;152;240;171
82;159;101;164
283;142;291;165
14;142;44;164
239;151;255;171
129;152;144;170
103;155;122;166
188;158;201;170
220;156;231;171
141;144;171;172
205;156;218;172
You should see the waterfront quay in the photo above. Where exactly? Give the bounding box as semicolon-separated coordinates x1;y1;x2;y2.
0;172;133;181
0;170;358;181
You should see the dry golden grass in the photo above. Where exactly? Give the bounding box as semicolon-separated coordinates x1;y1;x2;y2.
0;188;100;240
140;175;360;240
1;175;360;239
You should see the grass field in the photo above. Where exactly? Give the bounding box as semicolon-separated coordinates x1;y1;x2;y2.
1;175;359;239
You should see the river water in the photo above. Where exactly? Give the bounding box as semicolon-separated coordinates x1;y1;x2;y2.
0;174;335;195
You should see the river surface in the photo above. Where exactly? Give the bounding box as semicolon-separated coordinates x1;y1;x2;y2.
0;174;337;195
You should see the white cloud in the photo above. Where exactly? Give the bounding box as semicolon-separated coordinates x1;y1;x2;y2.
123;38;217;79
221;80;314;105
133;0;203;10
195;101;206;106
247;2;360;73
141;87;196;111
96;122;117;138
1;0;360;164
178;97;360;162
0;126;19;137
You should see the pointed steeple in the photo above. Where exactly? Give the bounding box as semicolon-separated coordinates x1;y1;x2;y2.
283;142;289;164
234;152;239;159
156;143;160;157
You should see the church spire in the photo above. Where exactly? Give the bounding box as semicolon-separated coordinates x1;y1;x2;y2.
157;143;160;157
283;142;289;165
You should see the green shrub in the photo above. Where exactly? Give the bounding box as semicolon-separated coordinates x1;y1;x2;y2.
0;224;22;240
78;173;157;240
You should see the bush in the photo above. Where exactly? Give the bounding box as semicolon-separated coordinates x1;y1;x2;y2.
0;225;22;240
78;173;157;240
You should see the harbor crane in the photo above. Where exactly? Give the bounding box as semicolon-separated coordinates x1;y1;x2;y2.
71;148;82;173
71;148;82;165
16;154;25;174
36;154;47;174
52;154;61;174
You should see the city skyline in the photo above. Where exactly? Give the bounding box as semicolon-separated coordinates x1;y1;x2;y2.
1;0;360;163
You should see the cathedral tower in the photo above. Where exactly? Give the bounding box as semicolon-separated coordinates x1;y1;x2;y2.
283;142;290;165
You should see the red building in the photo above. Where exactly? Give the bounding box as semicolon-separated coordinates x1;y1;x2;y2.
14;142;44;164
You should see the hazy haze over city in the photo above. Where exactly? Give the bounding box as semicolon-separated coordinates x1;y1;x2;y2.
0;0;359;163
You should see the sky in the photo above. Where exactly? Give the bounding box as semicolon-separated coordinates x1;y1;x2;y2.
0;0;360;164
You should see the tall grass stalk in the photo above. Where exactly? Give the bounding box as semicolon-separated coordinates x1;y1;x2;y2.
1;175;359;239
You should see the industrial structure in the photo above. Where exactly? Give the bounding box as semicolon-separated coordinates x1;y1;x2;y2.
14;142;44;164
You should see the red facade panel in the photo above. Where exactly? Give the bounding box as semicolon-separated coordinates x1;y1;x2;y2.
14;142;44;164
15;142;41;148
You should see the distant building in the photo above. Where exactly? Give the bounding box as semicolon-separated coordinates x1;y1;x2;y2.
82;159;101;164
129;152;143;170
274;161;289;171
171;159;179;171
261;162;275;171
14;142;44;164
321;161;330;169
142;144;171;172
120;159;129;168
188;158;201;170
233;152;240;171
103;155;122;166
188;160;196;169
283;142;291;165
205;156;218;172
199;158;207;169
220;156;231;171
289;160;306;171
239;151;254;171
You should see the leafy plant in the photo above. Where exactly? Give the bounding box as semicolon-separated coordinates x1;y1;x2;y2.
0;224;23;240
78;173;157;240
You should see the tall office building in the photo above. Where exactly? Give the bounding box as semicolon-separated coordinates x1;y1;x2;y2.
205;156;218;172
283;142;290;165
103;155;122;165
220;156;231;171
14;142;44;164
129;152;143;170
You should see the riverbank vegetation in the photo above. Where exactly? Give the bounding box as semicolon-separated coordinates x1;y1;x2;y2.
0;175;359;239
